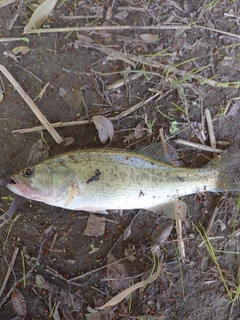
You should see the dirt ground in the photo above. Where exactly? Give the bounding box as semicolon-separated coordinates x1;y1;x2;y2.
0;0;240;319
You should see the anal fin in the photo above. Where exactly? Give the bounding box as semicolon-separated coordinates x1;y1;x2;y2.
148;199;187;220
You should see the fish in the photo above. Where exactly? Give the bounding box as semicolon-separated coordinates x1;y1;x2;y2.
6;143;240;220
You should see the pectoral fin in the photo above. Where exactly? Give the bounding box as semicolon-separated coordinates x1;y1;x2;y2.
64;186;79;207
148;199;187;220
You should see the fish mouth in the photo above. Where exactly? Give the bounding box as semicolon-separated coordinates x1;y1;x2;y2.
8;177;17;186
6;176;24;196
8;178;16;184
0;178;15;186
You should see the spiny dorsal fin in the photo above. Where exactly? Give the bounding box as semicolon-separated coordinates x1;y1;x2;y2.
138;142;180;166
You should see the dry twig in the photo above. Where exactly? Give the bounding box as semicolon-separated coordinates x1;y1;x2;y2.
25;24;191;34
0;37;28;42
15;64;43;83
106;72;143;91
174;139;223;153
176;219;186;261
23;23;240;41
67;254;136;283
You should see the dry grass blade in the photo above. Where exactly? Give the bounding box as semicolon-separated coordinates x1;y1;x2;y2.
97;259;162;310
194;223;233;301
205;108;217;152
0;247;19;298
75;40;240;89
194;25;240;40
53;301;61;320
24;0;58;34
0;0;16;9
12;119;90;133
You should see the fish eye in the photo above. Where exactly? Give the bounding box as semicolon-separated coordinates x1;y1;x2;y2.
22;167;33;177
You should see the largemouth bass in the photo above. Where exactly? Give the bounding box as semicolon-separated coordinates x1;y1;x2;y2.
6;143;240;219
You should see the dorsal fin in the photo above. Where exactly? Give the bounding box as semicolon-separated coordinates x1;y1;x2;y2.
138;142;180;166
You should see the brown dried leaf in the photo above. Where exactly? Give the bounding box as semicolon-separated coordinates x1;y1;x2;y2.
35;274;50;290
35;274;59;295
76;34;94;44
123;225;132;240
140;34;158;43
106;6;113;20
11;288;27;318
92;115;114;144
64;136;74;146
83;214;106;237
85;315;100;320
226;101;240;117
151;220;174;257
98;260;162;309
24;0;58;34
183;3;194;14
134;121;145;139
115;10;129;21
11;46;30;55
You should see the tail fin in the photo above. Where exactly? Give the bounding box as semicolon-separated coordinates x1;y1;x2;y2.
208;144;240;192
